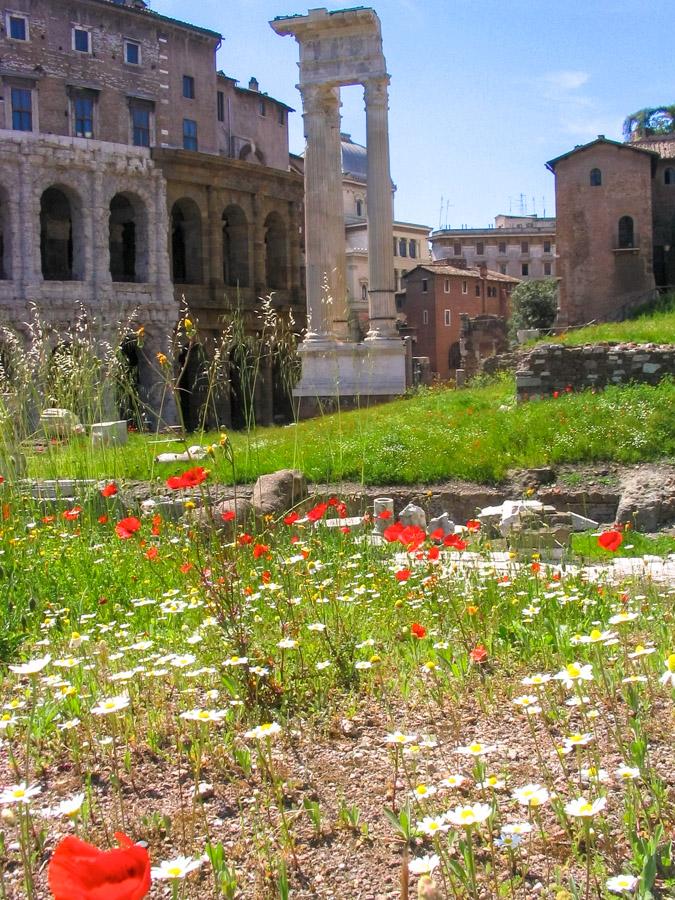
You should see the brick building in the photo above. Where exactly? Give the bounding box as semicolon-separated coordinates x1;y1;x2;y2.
0;0;304;428
546;136;659;326
430;214;556;281
400;262;519;381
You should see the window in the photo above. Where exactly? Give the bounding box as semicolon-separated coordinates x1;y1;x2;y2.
72;27;91;53
499;264;507;274
453;242;461;255
462;280;468;294
476;241;484;255
409;239;417;259
590;168;602;187
183;75;195;99
356;198;363;217
544;262;552;276
399;238;407;257
521;240;529;253
73;93;94;138
11;87;32;131
422;309;429;325
444;309;451;326
259;98;266;117
361;282;368;300
277;107;285;125
183;118;197;151
487;286;497;298
217;91;225;122
543;240;551;253
444;278;450;293
8;14;28;40
665;168;674;185
124;40;140;65
498;241;506;254
521;263;529;276
475;283;481;297
131;103;151;147
393;237;398;256
618;216;634;249
422;278;428;293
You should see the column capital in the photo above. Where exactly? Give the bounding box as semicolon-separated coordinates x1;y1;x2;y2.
299;82;340;117
363;75;390;108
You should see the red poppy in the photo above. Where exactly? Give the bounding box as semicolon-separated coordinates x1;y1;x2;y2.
180;562;193;573
253;543;270;559
598;529;623;552
465;519;481;532
48;831;151;900
166;466;208;490
395;568;412;582
221;510;236;522
531;562;541;574
411;622;426;639
98;515;109;525
565;384;573;393
327;497;339;507
427;546;440;560
62;506;82;521
469;644;488;664
429;527;445;542
337;502;348;518
145;547;159;561
443;534;467;551
284;511;300;525
0;476;4;485
552;390;560;399
151;514;162;536
340;525;351;534
42;515;55;524
377;509;392;520
115;517;141;539
306;502;328;522
101;483;118;498
383;522;427;552
238;533;253;545
261;570;271;583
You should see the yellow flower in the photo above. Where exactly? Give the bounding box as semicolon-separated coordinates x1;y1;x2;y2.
184;318;193;329
156;352;168;366
185;500;196;510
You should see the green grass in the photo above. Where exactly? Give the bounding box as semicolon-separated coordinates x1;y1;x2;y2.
21;375;675;485
571;530;675;560
542;306;675;346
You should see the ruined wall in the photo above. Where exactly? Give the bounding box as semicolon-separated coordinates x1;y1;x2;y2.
459;313;509;378
516;343;675;401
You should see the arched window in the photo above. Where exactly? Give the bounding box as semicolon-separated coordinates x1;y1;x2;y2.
590;168;602;187
264;212;287;289
356;198;363;217
618;215;634;249
665;167;674;185
409;239;417;259
398;238;407;258
222;205;250;288
40;187;80;280
171;198;202;284
109;194;137;282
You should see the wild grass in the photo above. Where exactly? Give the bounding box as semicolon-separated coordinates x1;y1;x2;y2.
22;376;675;485
543;306;675;346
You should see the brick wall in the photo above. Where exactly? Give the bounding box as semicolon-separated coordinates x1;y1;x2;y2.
516;344;675;401
459;313;508;377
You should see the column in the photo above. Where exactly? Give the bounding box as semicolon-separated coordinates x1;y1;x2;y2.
364;76;397;340
251;192;266;298
206;186;225;297
288;199;301;305
300;82;349;342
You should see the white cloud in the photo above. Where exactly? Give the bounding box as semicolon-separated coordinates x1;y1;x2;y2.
543;70;590;92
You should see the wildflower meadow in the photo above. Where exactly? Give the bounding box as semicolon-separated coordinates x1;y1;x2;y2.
0;456;673;899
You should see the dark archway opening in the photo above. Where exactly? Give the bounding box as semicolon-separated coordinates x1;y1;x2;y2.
40;187;74;280
109;194;137;282
222;205;249;288
177;344;209;432
264;212;287;290
171;199;202;285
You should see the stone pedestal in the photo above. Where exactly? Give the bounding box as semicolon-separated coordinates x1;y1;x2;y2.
292;338;405;398
91;420;128;447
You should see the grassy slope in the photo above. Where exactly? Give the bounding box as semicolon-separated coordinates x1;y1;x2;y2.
24;376;675;485
542;307;675;346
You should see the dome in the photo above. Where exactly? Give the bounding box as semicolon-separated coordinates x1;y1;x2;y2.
340;133;367;182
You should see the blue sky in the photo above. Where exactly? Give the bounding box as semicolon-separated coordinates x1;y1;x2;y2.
156;0;675;229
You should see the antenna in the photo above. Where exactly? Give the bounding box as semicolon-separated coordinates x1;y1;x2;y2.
532;195;536;217
439;195;444;230
542;195;546;218
519;193;526;215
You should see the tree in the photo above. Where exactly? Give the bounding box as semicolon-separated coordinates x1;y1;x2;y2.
509;279;558;339
623;105;675;142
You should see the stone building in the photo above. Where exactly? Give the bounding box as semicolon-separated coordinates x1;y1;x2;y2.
0;0;304;428
430;215;556;281
400;261;519;381
546;136;658;325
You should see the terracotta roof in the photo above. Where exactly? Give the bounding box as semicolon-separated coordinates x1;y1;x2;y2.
546;136;658;172
405;264;521;284
88;0;222;40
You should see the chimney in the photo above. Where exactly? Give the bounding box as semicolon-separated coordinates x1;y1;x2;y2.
479;263;488;279
248;77;259;92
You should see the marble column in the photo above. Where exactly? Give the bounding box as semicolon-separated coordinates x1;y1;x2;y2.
206;186;225;295
364;76;397;340
300;82;349;342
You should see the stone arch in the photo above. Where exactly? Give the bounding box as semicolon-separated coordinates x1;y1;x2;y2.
0;186;11;280
170;197;203;285
109;192;148;283
222;204;250;288
264;211;287;290
618;215;634;249
40;185;85;281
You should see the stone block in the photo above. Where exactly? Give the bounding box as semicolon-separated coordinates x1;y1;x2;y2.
91;420;128;447
40;408;82;439
643;362;661;374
